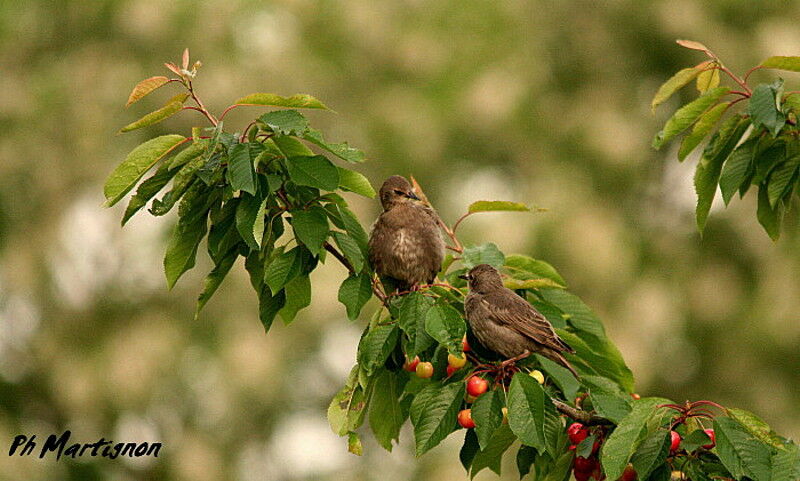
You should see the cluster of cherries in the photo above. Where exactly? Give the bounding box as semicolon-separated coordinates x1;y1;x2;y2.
568;423;605;481
402;335;472;379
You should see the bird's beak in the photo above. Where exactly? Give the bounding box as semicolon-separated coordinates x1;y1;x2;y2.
458;274;469;281
406;191;420;201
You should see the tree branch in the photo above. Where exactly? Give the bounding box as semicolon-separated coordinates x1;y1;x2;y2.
551;399;612;426
323;241;353;273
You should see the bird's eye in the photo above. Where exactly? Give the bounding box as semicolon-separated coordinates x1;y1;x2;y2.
394;189;405;196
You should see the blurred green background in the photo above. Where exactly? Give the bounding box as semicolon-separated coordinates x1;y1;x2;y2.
1;1;799;479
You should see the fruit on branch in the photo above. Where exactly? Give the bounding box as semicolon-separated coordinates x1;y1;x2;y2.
702;428;715;449
462;335;471;352
670;431;681;453
462;264;579;378
574;456;595;472
447;353;467;368
529;369;545;384
446;365;458;377
415;361;434;378
403;355;420;372
457;409;476;429
367;176;445;291
620;464;637;481
466;376;489;397
567;422;590;444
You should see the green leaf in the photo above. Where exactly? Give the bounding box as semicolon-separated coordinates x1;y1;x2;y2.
398;292;436;356
291;206;329;255
694;115;751;232
303;127;366;163
194;247;238;318
328;366;368;436
168;141;207;169
332;231;364;273
234;92;330;110
652;87;730;149
265;248;301;293
467;200;530;214
258;110;309;135
271;135;315;157
696;66;720;93
471;390;504;450
678;102;729;161
227;143;257;195
118;93;188;133
757;184;784;241
286;155;340;191
505;254;566;287
651;66;705;111
410;382;463;457
583;375;632;423
105;134;186;206
681;429;713;452
338;273;373;320
507;373;546;451
556;329;634;392
235;193;263;251
503;278;564;290
760;56;800;72
720;139;756;205
770;444;800;481
347;432;362;456
357;324;399;374
278;274;311;324
750;81;786;137
470;424;516;478
150;154;206;216
425;303;466;352
369;369;407;451
460;429;481;472
535;355;580;402
258;285;286;333
630;430;671;481
126;76;170;107
538;289;605;338
163;184;215;289
714;416;774;481
462;243;505;269
727;407;787;450
122;161;180;225
767;146;800;207
516;445;537;479
338;205;369;250
600;398;669;481
337;167;376;198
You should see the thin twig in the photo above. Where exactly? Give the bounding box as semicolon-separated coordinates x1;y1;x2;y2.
323;242;353;273
551;399;612;426
186;79;218;126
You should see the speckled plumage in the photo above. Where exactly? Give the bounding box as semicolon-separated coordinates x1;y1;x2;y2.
368;176;444;290
464;264;578;377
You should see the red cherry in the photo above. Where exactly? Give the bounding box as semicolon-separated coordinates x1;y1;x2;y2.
670;431;681;453
621;464;637;481
574;456;594;472
416;361;434;379
592;440;601;455
462;335;471;352
458;409;476;429
630;393;641;400
592;461;605;481
446;365;458;377
702;429;715;449
574;469;593;481
403;356;420;372
466;376;489;397
567;422;589;444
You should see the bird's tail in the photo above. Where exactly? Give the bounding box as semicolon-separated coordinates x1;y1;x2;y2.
545;349;580;380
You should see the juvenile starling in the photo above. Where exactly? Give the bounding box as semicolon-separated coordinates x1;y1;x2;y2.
462;264;579;378
368;175;445;291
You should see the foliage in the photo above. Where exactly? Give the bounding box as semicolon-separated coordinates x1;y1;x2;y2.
107;50;800;480
652;40;800;240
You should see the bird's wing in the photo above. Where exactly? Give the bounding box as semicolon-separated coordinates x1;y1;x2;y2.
484;290;574;353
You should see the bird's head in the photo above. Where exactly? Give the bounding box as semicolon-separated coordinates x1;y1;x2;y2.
460;264;504;293
379;175;420;210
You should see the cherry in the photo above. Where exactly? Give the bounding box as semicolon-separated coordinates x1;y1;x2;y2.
567;422;589;445
416;361;434;378
529;369;545;384
403;356;420;372
446;365;458;377
702;428;715;449
669;431;681;453
630;393;641;400
574;469;593;481
621;464;637;481
462;335;471;352
448;353;467;368
458;409;476;429
466;376;489;397
574;456;594;472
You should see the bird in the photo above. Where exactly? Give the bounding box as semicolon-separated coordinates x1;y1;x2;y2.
368;175;445;292
461;264;579;378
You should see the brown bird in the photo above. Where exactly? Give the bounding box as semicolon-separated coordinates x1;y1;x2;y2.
462;264;579;378
368;175;445;291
